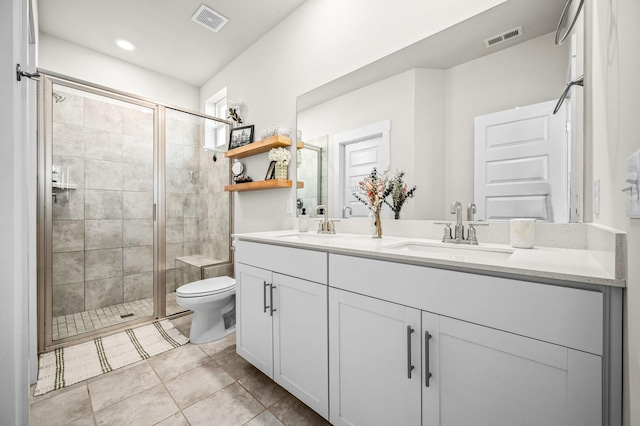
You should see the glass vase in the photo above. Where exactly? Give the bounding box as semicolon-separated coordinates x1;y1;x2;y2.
275;162;288;179
371;210;382;238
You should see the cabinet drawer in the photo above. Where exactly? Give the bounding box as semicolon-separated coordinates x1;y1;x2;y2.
235;241;328;284
329;254;603;355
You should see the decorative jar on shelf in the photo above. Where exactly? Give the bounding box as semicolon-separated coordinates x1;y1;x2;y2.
275;162;288;180
261;123;291;140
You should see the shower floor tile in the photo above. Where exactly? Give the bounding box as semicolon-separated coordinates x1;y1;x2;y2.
52;293;187;341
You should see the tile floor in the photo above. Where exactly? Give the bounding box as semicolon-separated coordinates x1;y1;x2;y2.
53;293;185;341
31;314;330;426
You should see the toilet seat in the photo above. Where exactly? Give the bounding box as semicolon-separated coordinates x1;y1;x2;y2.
176;276;236;298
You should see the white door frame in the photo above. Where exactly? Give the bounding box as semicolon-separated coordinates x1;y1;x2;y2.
331;120;390;218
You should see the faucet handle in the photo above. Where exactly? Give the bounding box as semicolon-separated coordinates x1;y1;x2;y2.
466;222;488;245
467;224;478;244
434;222;453;241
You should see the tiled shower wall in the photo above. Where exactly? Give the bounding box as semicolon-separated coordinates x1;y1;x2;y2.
52;90;154;317
164;113;230;294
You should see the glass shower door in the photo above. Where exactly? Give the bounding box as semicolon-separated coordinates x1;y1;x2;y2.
45;78;157;344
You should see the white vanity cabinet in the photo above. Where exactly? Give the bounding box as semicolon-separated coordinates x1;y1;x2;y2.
235;241;329;419
329;254;605;426
234;238;620;425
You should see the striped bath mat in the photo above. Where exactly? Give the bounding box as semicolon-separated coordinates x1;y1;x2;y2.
34;320;189;396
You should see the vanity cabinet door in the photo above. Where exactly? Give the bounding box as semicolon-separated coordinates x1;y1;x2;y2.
329;288;421;426
236;263;273;377
434;316;601;426
272;273;328;419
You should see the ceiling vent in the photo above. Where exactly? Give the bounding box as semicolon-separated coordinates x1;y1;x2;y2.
484;26;523;48
191;4;229;33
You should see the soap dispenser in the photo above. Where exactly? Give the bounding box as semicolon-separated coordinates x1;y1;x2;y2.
299;208;309;232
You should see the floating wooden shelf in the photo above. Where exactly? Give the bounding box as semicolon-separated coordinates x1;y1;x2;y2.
225;135;292;159
225;179;304;192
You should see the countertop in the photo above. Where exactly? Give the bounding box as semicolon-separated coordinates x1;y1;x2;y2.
233;230;626;288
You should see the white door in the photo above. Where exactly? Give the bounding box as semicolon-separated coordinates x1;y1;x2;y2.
329;288;421;426
437;316;601;426
272;274;329;419
343;137;385;217
474;100;568;222
235;263;273;377
332;120;390;218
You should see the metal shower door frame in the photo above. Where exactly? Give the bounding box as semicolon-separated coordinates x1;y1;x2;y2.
36;71;234;353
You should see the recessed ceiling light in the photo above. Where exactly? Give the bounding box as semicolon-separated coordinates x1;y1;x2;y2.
116;39;135;51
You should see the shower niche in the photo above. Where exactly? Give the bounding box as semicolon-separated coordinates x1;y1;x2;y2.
38;74;233;350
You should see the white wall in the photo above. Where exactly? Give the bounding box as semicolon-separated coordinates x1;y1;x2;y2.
200;0;507;232
414;69;447;220
1;0;33;423
587;0;640;424
39;34;199;111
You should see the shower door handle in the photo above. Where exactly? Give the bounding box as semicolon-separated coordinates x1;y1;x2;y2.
263;281;270;313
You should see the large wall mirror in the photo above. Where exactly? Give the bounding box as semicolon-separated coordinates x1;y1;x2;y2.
296;0;583;222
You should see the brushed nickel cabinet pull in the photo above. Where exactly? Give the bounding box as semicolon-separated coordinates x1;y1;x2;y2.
425;331;433;387
407;325;415;379
269;284;277;317
263;281;269;313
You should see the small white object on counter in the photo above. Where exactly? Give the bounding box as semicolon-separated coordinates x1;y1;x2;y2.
510;218;535;249
299;209;309;232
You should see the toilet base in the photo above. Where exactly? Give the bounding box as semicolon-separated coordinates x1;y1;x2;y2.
189;296;235;344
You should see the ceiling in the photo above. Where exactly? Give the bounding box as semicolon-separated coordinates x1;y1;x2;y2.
37;0;308;86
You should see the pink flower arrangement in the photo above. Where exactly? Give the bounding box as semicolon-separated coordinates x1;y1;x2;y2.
353;168;387;214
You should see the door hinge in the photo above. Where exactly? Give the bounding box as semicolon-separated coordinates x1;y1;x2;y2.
16;64;40;81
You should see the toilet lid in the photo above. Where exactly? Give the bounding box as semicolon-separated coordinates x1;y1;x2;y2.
176;276;235;298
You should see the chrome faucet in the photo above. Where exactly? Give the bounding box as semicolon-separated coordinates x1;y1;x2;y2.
442;201;487;245
315;204;336;234
342;205;352;219
451;201;464;240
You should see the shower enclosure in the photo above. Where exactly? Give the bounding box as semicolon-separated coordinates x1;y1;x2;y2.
37;72;233;352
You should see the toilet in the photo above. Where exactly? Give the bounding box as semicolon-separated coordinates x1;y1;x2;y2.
175;276;236;344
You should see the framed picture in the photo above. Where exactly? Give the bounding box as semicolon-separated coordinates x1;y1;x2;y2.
265;160;276;180
229;125;254;150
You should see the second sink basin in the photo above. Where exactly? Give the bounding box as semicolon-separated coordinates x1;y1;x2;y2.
383;241;514;260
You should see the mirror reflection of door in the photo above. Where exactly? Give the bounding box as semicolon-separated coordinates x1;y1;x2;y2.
334;121;390;218
343;137;385;217
474;99;568;222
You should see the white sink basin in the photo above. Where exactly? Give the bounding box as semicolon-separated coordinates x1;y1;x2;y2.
383;241;514;260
